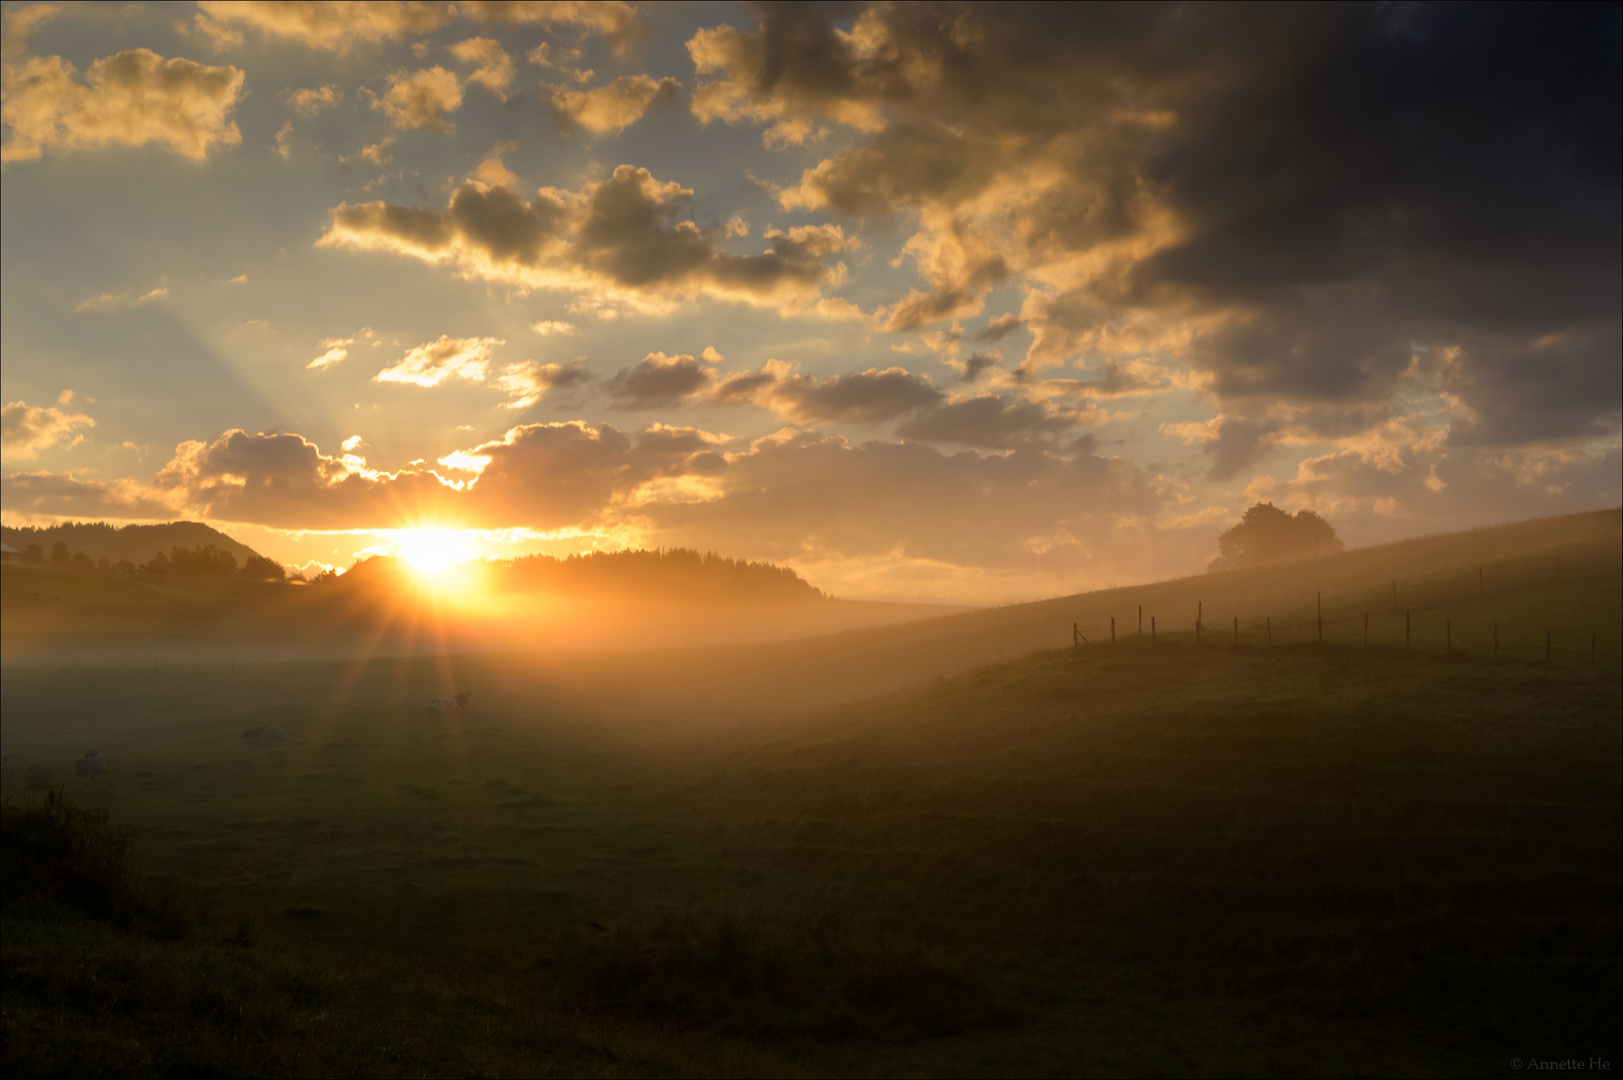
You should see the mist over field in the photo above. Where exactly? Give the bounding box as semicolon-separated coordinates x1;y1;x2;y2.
4;509;1620;1076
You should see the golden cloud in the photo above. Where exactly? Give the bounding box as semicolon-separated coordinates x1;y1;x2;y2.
375;336;502;387
319;164;851;312
373;66;463;130
2;47;243;164
449;37;513;98
194;1;451;52
1;395;93;460
543;74;679;135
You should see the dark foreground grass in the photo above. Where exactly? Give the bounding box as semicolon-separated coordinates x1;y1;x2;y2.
4;637;1620;1075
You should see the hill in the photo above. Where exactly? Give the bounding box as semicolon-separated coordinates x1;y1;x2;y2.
2;553;1617;1074
0;521;261;566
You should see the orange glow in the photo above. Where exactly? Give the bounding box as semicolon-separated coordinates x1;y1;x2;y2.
395;528;468;576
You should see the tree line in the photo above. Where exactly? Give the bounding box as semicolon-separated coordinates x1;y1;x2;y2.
12;541;288;581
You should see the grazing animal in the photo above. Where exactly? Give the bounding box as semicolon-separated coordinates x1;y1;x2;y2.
74;751;106;778
242;725;287;746
425;692;471;714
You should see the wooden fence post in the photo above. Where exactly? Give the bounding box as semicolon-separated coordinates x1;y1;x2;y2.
1405;610;1411;651
1111;617;1116;646
1138;605;1142;635
1151;616;1157;645
1233;616;1238;646
1073;622;1081;651
1266;616;1272;647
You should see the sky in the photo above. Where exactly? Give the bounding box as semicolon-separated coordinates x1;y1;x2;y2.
2;1;1619;603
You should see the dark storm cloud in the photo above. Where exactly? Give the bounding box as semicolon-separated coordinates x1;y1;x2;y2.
696;2;1621;447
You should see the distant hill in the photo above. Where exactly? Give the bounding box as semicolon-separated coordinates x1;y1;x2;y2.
0;521;262;566
339;548;827;604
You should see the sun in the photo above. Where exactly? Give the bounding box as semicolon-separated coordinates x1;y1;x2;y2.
396;528;467;575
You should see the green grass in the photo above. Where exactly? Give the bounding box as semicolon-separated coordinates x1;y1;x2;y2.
3;510;1620;1075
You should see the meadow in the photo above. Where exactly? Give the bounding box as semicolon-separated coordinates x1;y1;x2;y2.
3;510;1619;1076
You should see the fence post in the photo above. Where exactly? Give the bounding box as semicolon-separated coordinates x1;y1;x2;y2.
1233;616;1238;646
1196;617;1201;646
1073;622;1080;652
1138;605;1142;635
1151;616;1157;645
1266;616;1272;647
1405;610;1411;651
1111;617;1116;646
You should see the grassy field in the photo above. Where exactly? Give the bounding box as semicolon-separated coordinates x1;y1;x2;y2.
3;511;1620;1076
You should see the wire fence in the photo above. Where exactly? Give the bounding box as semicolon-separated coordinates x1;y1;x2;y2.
1065;555;1620;672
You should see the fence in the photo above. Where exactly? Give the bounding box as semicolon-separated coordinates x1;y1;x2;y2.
1066;559;1618;671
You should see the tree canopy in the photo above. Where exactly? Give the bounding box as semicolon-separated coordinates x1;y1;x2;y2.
1208;503;1344;572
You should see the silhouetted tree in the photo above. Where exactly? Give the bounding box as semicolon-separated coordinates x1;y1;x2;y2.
145;551;170;575
24;543;43;561
1208;503;1344;572
240;555;286;581
70;550;93;570
166;544;238;575
51;541;70;564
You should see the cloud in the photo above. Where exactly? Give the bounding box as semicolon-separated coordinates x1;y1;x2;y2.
680;4;1621;461
896;395;1084;450
543;74;679;135
960;354;999;382
459;0;641;55
194;1;451;52
492;359;591;409
372;66;463;130
2;47;244;164
285;84;342;116
375;335;502;387
354;135;395;165
713;360;942;426
320;164;852;311
449;37;513;98
530;320;576;336
604;351;714;409
306;336;354;370
1;470;177;519
1;4;61;58
1;394;93;459
74;286;167;312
